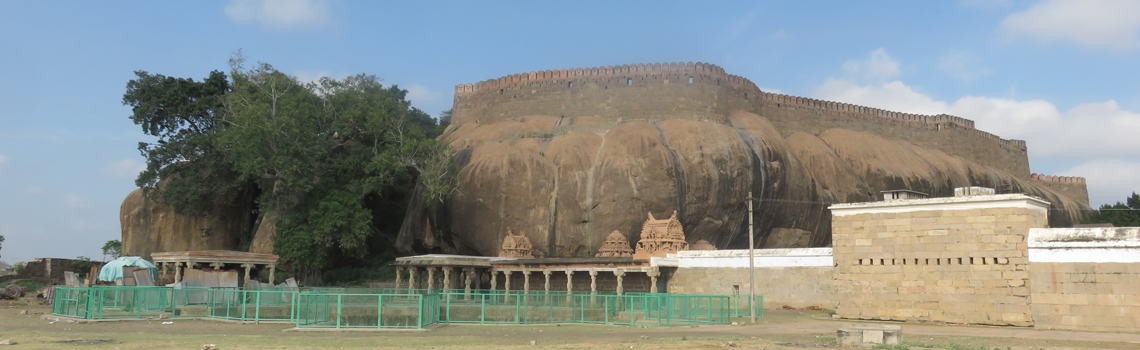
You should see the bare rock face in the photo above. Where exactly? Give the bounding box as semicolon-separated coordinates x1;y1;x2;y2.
398;110;1089;258
119;188;247;260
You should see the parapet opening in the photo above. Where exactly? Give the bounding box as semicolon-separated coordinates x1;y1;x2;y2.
688;76;693;84
568;82;573;88
854;257;1010;266
627;78;632;85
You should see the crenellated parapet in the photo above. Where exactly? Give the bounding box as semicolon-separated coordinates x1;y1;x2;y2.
450;61;1032;177
454;61;743;95
1029;173;1090;206
1030;174;1086;184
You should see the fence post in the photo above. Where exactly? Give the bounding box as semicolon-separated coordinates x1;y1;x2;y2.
336;295;342;329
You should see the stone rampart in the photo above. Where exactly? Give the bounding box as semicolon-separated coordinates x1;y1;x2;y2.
1029;174;1089;206
452;62;1031;177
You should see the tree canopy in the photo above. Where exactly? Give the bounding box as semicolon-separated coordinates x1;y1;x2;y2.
124;54;455;285
102;240;122;260
1082;192;1140;227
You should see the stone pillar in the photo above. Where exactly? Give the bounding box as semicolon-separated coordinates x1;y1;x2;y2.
543;271;553;292
268;264;276;285
523;270;531;293
427;267;437;290
210;262;224;270
173;262;183;283
408;267;417;292
589;270;598;306
648;268;660;293
462;268;473;293
504;270;513;302
589;270;598;294
443;267;453;291
242;263;253;287
504;270;513;292
565;271;575;303
490;270;498;293
395;267;403;290
565;271;574;292
615;270;626;296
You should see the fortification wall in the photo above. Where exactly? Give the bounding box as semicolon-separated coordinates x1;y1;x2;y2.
453;62;759;125
1029;174;1089;206
757;94;1030;178
452;62;1031;178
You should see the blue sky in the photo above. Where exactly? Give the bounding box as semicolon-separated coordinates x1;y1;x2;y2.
1;0;1138;263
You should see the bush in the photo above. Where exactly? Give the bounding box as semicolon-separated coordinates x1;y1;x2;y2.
15;280;43;292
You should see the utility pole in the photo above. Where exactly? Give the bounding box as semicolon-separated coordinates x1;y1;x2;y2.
747;191;756;324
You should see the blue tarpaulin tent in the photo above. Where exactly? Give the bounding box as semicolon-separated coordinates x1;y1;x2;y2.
98;256;157;282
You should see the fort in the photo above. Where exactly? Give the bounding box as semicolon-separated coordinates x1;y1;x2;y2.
452;62;1029;177
393;61;1091;259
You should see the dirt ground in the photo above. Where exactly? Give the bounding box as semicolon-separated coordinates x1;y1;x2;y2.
2;301;1139;350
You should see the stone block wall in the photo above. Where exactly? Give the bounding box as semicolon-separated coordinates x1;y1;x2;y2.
1028;227;1140;331
829;195;1049;326
664;248;834;310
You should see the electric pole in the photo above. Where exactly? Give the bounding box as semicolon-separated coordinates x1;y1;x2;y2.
747;191;756;324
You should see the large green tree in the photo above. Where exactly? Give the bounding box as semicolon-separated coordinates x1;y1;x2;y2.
1082;192;1140;227
125;54;455;285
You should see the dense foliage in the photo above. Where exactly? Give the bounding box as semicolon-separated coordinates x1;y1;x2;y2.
124;54;455;285
102;240;122;260
1082;192;1140;227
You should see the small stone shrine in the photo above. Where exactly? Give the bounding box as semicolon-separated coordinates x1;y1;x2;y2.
595;230;634;258
634;211;690;259
498;230;534;258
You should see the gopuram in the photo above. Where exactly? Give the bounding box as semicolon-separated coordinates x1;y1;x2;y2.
498;230;535;258
594;231;634;258
633;211;689;259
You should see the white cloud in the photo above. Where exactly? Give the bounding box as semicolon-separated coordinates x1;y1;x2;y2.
758;87;783;94
101;159;146;180
815;49;1140;161
62;194;90;209
938;50;991;82
0;153;7;166
813;48;1140;205
841;48;900;82
1000;0;1140;50
405;84;440;106
816;79;1140;160
814;78;948;115
224;0;334;30
1063;160;1140;206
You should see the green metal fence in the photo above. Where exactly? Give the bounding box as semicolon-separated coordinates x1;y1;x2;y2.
295;292;439;329
627;292;763;318
439;292;732;326
53;286;758;328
